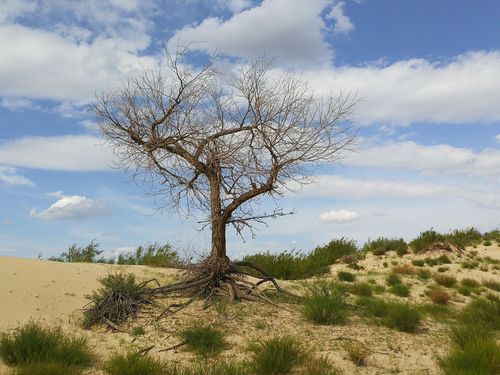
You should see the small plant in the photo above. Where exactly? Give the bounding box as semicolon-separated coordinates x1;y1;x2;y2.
349;282;373;297
418;269;431;280
345;342;369;366
357;296;389;318
0;322;95;368
49;240;104;263
382;261;388;268
303;284;348;325
427;288;450;304
104;352;169;375
433;274;457;288
180;324;228;356
11;363;83;375
461;261;479;269
461;278;479;288
410;229;445;253
459;297;500;330
425;257;438;267
483;239;492;246
362;237;407;256
116;243;181;267
131;326;145;336
457;286;472;296
384;302;422;332
390;283;410;297
301;355;341;375
483;279;500;292
437;266;449;272
392;264;417;275
439;339;500;375
386;273;402;286
437;255;452;264
248;336;306;375
337;270;356;282
445;227;483;249
411;259;425;267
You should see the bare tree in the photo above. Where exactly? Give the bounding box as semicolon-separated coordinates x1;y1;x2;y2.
91;50;356;305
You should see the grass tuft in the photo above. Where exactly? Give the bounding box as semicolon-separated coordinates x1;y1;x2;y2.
433;274;457;288
303;283;348;325
383;302;422;332
427;288;450;304
362;237;408;256
349;282;372;297
386;273;402;286
482;279;500;292
345;342;369;366
248;336;306;375
389;283;410;297
180;324;228;356
337;271;356;282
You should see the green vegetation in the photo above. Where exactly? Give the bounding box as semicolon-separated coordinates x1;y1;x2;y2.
49;240;104;263
243;238;357;280
303;283;348;325
409;229;445;253
337;270;356;282
433;274;457;288
445;228;483;249
248;336;306;375
459;297;500;330
356;296;389;318
362;237;408;256
389;283;410;297
180;324;228;356
10;362;84;375
411;259;425;267
349;282;373;297
0;322;95;371
115;243;181;267
418;269;431;280
386;273;402;286
461;278;480;288
461;261;479;269
301;356;342;375
104;352;170;375
482;279;500;292
392;264;417;275
383;302;422;332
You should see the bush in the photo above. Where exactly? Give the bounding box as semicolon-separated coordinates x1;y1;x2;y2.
362;237;407;256
483;279;500;292
0;322;95;367
445;227;483;249
433;274;457;288
104;352;170;375
450;323;493;350
457;286;472;296
386;273;402;286
248;336;306;375
410;229;445;253
390;283;410;297
337;271;356;282
483;229;500;243
461;278;479;288
427;288;450;304
461;261;479;269
384;302;422;332
357;297;389;318
187;361;249;375
180;324;228;356
82;273;153;328
411;259;425;267
437;255;452;264
440;339;500;375
303;284;348;325
345;342;369;366
392;264;418;275
418;269;431;280
459;298;500;330
349;282;372;297
49;240;103;263
116;243;181;267
243;238;357;280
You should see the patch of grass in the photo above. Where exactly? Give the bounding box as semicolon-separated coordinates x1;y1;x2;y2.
459;297;500;330
0;322;95;368
419;303;454;323
243;238;357;280
392;264;418;275
303;283;348;325
301;355;342;375
131;326;145;336
104;352;169;375
410;229;445;253
461;278;479;288
445;227;483;250
457;286;472;296
437;266;449;272
116;243;181;267
386;273;402;286
483;229;500;243
248;336;306;375
383;302;422;332
411;259;425;267
389;283;410;297
437;255;452;264
187;361;249;375
418;269;431;280
337;271;356;282
439;339;500;375
356;296;389;318
450;323;493;350
461;261;479;269
433;274;457;288
345;342;369;366
11;363;83;375
427;288;451;304
482;279;500;292
180;324;227;356
349;282;373;297
362;237;408;256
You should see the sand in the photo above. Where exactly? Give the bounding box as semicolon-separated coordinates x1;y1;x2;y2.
0;244;499;374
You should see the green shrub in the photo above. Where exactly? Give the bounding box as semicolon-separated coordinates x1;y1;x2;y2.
433;274;457;288
362;237;407;256
419;303;454;323
49;240;103;263
187;361;249;375
180;324;227;356
248;336;306;375
82;272;152;328
0;322;95;367
356;297;389;318
389;283;410;297
440;339;500;375
337;271;356;282
425;257;439;267
461;261;479;269
457;286;472;296
450;323;493;350
386;273;401;286
392;264;418;275
410;229;445;253
445;227;483;249
116;243;181;267
11;363;83;375
459;298;500;330
483;279;500;292
418;269;431;280
437;255;452;264
104;352;170;375
349;282;372;297
411;259;425;267
437;266;449;273
303;284;348;325
461;278;479;288
483;239;492;246
384;302;422;332
242;238;357;280
483;229;500;243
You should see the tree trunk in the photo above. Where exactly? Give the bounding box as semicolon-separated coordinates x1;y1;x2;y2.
208;163;228;263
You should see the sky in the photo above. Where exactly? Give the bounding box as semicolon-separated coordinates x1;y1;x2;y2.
1;0;500;260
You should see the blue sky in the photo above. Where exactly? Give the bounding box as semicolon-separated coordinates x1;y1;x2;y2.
1;0;499;259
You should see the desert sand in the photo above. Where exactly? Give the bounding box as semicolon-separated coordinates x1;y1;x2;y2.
0;244;499;374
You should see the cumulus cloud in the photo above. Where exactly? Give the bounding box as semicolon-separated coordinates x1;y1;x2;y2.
0;135;113;171
0;166;34;186
303;51;500;125
29;192;109;220
319;209;360;222
327;1;354;34
0;97;40;111
217;0;254;12
168;0;333;66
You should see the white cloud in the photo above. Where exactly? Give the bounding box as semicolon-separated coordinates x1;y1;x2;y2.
327;1;354;34
303;51;500;124
0;135;113;171
495;134;500;143
345;141;500;179
0;97;39;111
217;0;254;12
168;0;333;66
319;209;360;222
30;192;109;220
0;0;37;22
0;166;34;186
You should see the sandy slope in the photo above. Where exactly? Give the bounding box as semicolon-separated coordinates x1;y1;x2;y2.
0;245;499;374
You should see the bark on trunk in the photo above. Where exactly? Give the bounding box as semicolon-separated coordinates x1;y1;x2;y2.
208;162;227;261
